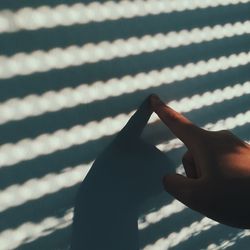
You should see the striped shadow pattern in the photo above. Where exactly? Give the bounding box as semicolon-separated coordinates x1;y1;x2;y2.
0;1;250;249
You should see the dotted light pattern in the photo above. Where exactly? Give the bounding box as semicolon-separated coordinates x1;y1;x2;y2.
1;21;250;79
205;230;250;250
1;51;250;125
0;163;91;213
139;155;250;231
168;81;250;113
0;112;133;168
0;102;248;216
0;144;249;248
1;88;250;168
0;208;73;250
157;111;250;153
143;217;219;250
0;3;249;250
0;150;185;214
0;158;249;250
0;197;249;250
138;200;186;230
0;0;249;33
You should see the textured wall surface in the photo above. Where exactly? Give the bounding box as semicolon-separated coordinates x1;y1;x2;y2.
0;1;250;249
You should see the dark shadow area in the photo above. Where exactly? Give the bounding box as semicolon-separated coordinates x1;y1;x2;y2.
71;97;174;249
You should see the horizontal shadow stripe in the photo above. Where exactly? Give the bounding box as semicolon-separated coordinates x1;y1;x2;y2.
220;230;250;250
0;185;76;232
0;163;91;213
0;179;177;236
1;116;250;222
1;37;250;127
0;98;249;195
0;0;94;10
0;91;250;192
0;207;73;250
1;3;250;55
0;185;205;249
184;92;250;127
1;33;250;102
189;224;245;249
0;133;249;248
142;217;219;250
1;0;249;34
18;226;71;250
1;79;250;169
1;22;250;79
1;63;250;144
139;209;203;248
138;198;186;230
0;135;111;190
179;223;243;250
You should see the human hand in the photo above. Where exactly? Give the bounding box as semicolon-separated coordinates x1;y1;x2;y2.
150;94;250;229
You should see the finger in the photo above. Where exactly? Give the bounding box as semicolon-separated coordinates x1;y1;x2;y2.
182;151;199;178
118;95;153;138
150;94;203;149
163;173;198;208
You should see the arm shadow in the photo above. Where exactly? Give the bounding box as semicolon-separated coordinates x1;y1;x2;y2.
70;97;174;250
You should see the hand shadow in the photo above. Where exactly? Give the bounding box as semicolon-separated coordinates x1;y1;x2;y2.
71;96;174;250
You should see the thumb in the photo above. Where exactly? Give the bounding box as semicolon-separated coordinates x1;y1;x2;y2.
163;174;198;207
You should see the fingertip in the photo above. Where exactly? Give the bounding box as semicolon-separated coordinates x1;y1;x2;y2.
149;93;159;100
150;94;164;109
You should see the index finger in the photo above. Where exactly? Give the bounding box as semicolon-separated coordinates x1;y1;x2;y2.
150;95;203;149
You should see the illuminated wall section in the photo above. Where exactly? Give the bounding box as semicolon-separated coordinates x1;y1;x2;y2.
0;0;250;249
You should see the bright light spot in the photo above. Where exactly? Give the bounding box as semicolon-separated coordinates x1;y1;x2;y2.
0;0;249;33
0;21;250;79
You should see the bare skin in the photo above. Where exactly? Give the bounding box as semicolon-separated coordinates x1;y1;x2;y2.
150;94;250;229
